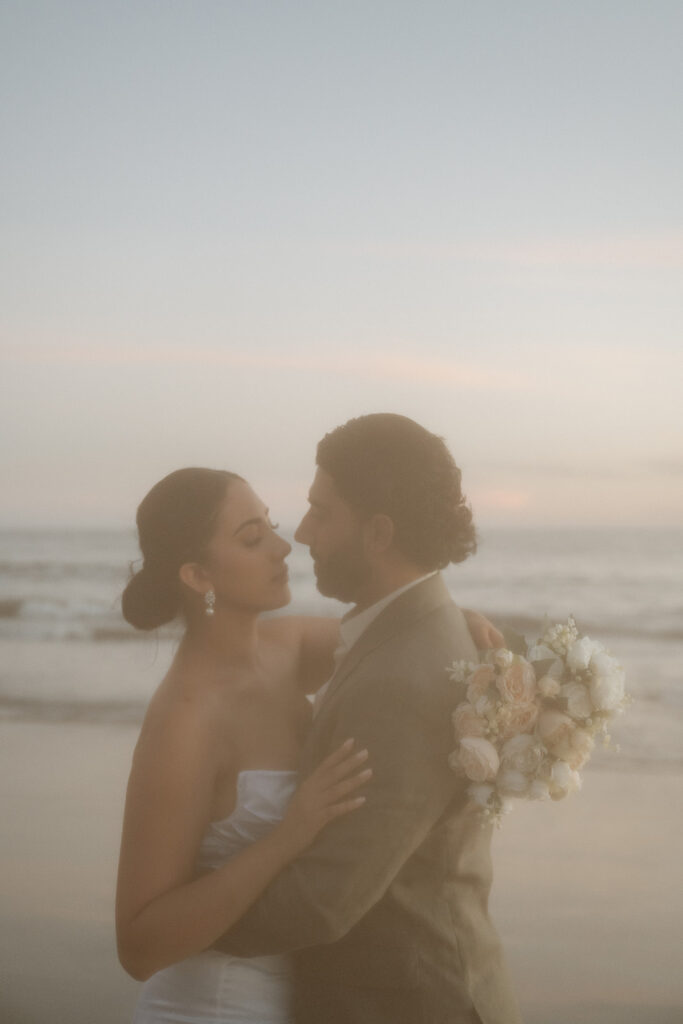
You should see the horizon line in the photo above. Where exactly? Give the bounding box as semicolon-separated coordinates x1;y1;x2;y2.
0;520;680;532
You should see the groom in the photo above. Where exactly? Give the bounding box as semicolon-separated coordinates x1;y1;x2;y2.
217;413;521;1024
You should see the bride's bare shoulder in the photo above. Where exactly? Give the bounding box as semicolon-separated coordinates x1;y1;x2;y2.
134;671;233;769
259;615;340;694
260;614;339;647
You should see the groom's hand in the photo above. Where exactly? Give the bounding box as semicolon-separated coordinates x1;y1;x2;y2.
463;609;504;650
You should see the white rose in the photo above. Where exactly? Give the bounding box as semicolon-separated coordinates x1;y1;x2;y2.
590;670;625;711
589;650;620;679
499;796;514;817
457;737;500;783
562;682;594;720
496;768;530;796
566;637;602;673
468;783;495;808
493;648;514;669
528;643;564;678
538;674;562;698
529;779;551;801
550;760;582;795
501;733;544;775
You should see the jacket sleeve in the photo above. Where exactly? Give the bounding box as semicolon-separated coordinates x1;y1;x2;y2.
214;666;463;956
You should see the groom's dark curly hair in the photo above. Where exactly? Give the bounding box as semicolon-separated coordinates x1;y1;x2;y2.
316;413;477;570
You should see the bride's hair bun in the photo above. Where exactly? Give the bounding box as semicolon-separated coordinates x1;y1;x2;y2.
122;467;242;632
121;565;180;631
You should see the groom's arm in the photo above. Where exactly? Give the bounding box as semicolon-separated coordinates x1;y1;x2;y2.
214;666;463;956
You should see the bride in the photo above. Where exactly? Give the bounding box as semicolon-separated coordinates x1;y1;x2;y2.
116;466;499;1023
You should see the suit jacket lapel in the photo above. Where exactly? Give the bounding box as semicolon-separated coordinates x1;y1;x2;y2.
314;573;454;728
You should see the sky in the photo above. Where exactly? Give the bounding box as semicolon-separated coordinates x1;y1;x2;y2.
1;1;682;528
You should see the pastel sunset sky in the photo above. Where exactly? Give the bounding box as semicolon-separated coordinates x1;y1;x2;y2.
2;1;682;527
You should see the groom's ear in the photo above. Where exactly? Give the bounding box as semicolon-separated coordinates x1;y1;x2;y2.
363;513;395;557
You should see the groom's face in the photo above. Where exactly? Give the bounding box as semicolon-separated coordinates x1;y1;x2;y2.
295;468;371;603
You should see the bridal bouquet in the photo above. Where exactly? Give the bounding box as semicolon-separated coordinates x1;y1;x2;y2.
447;617;629;825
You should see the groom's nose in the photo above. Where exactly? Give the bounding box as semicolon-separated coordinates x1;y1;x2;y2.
294;511;312;546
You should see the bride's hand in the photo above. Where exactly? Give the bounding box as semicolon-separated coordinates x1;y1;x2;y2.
279;740;371;853
464;608;504;650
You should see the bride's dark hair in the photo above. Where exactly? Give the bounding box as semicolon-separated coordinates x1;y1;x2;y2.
122;467;243;631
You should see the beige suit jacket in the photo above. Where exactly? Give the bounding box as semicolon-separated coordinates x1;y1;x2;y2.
217;573;522;1024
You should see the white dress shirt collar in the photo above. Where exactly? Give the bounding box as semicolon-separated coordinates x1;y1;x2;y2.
311;571;438;718
338;571;438;654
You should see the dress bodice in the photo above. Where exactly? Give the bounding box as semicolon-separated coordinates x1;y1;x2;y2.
197;770;298;871
132;769;297;1024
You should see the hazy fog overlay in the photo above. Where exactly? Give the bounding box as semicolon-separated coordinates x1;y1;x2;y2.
2;1;682;1022
2;3;682;533
1;526;681;755
1;526;682;1022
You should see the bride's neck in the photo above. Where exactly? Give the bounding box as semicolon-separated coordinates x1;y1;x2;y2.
180;607;260;672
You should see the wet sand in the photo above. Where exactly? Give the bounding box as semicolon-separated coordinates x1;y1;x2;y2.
1;719;681;1024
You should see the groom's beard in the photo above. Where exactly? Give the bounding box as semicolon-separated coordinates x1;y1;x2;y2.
312;539;371;604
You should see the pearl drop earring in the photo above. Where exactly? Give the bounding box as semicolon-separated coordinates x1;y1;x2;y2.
204;590;216;617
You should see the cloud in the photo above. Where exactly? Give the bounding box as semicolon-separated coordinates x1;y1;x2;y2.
480;235;683;270
6;344;530;391
472;488;531;511
645;459;683;478
476;460;683;481
367;233;683;270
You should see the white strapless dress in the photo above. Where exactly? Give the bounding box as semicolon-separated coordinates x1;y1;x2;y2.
132;769;298;1024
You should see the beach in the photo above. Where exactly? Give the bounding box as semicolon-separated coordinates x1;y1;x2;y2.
2;526;682;1022
2;716;681;1024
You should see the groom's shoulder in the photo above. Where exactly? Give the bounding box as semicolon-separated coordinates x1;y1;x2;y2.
404;596;477;664
366;594;476;686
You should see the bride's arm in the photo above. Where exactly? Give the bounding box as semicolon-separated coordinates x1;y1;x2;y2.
261;608;502;696
260;616;341;694
115;706;369;982
462;608;504;650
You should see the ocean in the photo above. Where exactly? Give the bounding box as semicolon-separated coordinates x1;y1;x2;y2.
1;526;681;767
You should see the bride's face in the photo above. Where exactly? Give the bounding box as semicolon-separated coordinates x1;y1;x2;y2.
201;480;292;613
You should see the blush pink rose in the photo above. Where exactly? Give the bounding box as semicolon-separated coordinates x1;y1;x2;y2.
496;658;537;704
558;727;594;770
497;700;539;739
538;709;575;752
465;664;496;703
457;737;500;783
538;712;594;769
452;703;488;738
